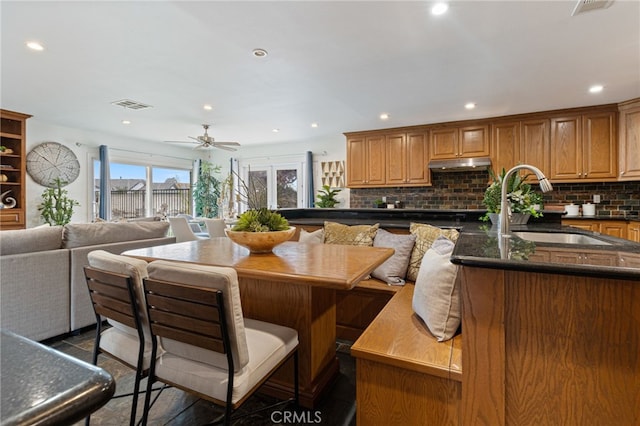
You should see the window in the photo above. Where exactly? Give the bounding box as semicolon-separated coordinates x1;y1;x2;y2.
93;160;191;221
239;163;302;211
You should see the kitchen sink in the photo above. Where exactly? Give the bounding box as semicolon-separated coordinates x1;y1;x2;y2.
512;231;611;245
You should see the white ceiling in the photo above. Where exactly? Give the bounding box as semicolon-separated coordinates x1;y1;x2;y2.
2;1;639;150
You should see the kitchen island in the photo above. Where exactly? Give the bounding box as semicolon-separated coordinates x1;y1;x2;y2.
451;227;639;425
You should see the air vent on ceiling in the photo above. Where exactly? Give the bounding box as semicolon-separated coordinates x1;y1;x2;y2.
571;0;614;16
111;99;152;110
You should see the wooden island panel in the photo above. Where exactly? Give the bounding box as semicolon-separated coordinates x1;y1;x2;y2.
461;266;640;426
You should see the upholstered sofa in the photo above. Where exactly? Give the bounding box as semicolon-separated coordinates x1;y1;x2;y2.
0;221;175;341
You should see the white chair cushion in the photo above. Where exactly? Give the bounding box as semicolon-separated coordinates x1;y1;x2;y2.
87;250;150;339
154;318;298;405
147;261;249;370
100;326;156;370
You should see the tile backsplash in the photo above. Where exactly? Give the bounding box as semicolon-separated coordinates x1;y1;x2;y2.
349;171;640;218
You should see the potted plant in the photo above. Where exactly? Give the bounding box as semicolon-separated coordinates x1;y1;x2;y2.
193;161;222;218
373;199;386;208
228;208;294;253
315;185;341;208
481;168;543;224
38;177;80;225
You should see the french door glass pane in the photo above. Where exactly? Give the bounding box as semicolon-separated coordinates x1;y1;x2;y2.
152;167;192;218
248;170;268;209
276;168;298;208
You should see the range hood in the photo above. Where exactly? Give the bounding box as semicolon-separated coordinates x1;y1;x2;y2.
428;157;492;172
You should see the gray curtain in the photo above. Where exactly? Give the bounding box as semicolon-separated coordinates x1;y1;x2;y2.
306;151;314;207
99;145;111;220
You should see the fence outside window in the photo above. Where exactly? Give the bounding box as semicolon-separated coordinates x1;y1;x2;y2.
95;188;192;220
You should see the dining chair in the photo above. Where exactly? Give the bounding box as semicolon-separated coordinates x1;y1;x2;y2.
140;260;299;426
204;218;227;238
168;216;208;243
83;250;155;426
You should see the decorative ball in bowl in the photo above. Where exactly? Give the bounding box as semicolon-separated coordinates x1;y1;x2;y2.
225;227;296;254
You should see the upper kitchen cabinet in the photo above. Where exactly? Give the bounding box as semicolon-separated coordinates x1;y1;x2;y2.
0;109;30;230
492;119;550;176
618;98;640;180
491;121;520;175
549;108;617;182
386;131;430;186
346;135;386;187
430;125;489;160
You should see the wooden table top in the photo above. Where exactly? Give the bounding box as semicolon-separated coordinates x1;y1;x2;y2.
123;239;394;290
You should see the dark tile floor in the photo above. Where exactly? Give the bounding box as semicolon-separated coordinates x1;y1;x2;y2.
46;328;357;426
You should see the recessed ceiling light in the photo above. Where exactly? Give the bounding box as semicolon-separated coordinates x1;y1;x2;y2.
26;41;44;51
465;102;476;110
203;104;213;111
272;128;280;133
589;85;604;93
379;113;390;120
311;123;318;128
121;120;131;125
252;48;268;58
431;2;449;16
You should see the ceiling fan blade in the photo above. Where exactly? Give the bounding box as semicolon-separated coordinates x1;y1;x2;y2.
213;144;238;152
214;141;241;146
165;140;197;144
189;136;202;142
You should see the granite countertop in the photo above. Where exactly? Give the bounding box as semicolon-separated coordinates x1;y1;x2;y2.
0;330;115;425
451;223;640;280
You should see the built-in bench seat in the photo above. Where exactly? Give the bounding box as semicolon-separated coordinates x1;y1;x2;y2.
351;284;462;425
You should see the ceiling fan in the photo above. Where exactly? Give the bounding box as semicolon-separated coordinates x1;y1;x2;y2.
167;124;241;151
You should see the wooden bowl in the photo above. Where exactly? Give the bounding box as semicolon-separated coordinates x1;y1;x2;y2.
225;227;296;254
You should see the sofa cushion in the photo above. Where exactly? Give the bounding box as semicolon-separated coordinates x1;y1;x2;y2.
412;236;460;341
323;221;379;246
0;226;63;255
371;229;416;285
63;221;169;248
407;223;459;282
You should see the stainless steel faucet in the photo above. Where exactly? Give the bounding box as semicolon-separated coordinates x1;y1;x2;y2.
499;165;553;238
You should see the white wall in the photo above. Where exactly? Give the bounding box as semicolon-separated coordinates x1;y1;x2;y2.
25;120;349;227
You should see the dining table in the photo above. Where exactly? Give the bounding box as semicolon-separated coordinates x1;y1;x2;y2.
123;238;393;408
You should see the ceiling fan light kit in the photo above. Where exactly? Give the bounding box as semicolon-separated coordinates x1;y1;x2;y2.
167;124;241;151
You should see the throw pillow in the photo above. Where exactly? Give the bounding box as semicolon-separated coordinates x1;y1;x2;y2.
406;223;459;282
412;236;460;341
299;228;324;244
371;229;416;285
323;221;379;246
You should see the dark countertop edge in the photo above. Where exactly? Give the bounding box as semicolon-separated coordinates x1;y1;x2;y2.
450;255;640;281
563;215;640;222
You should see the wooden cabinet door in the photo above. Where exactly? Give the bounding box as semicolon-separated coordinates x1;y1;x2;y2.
563;219;601;233
346;136;367;187
550;116;582;180
619;101;640;180
601;221;627;239
628;223;640;242
429;128;457;159
367;135;387;186
520;119;549;175
459;125;489;158
406;132;430;185
583;112;617;180
491;121;520;175
385;133;406;185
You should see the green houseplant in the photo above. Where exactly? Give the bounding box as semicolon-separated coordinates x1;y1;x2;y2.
315;185;341;208
481;168;543;223
193;161;222;218
38;177;80;225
